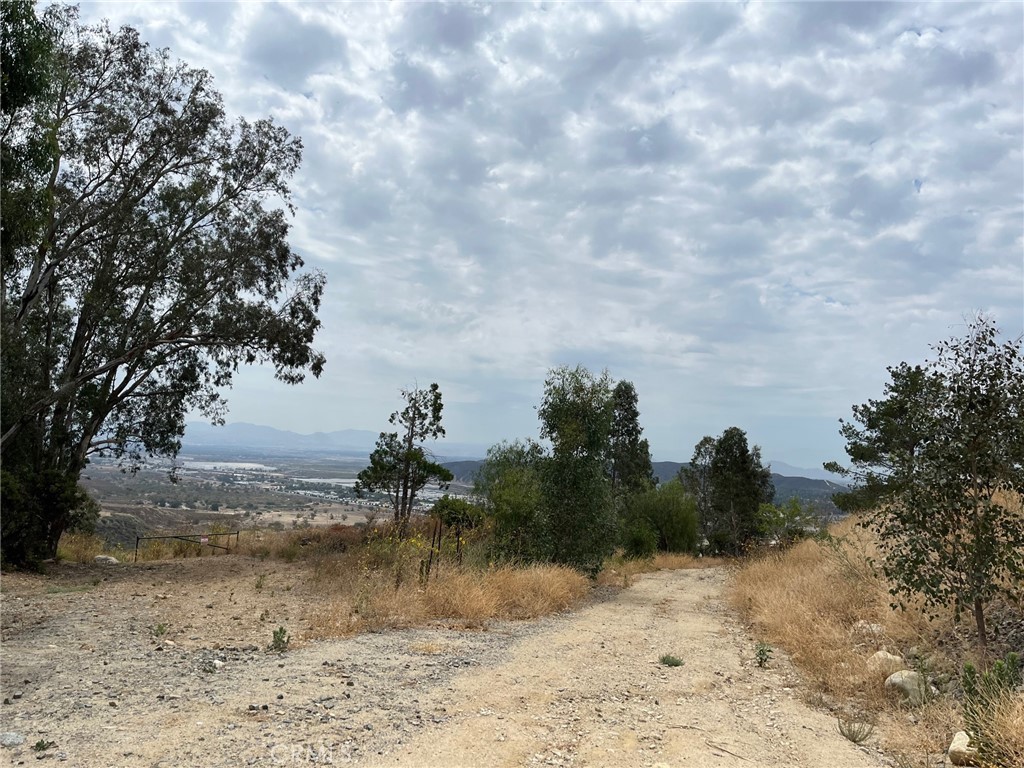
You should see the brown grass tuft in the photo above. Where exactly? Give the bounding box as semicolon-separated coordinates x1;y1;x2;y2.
984;688;1024;767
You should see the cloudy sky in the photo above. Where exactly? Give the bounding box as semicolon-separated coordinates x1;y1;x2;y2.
78;1;1022;468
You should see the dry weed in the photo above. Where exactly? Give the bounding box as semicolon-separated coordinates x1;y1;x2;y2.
984;688;1024;767
56;532;107;563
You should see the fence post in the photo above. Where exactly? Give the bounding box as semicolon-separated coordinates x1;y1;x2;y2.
135;536;140;563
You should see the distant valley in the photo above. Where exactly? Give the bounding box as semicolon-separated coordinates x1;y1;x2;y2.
180;422;846;514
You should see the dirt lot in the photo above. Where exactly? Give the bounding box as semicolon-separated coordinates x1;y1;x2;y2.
0;557;888;767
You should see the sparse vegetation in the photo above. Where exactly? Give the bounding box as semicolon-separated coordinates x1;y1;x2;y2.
962;652;1023;767
837;714;875;744
754;641;772;668
270;626;290;652
731;515;1023;765
659;654;684;667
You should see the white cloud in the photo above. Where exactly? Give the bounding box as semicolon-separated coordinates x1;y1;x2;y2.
76;0;1024;467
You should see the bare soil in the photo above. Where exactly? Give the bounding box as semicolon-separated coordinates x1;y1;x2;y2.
0;557;889;767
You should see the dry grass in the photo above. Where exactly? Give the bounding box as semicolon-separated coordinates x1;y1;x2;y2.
56;532;108;563
984;689;1024;767
305;552;588;637
726;515;1019;763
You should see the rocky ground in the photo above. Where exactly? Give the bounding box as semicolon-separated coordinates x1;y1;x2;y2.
1;557;890;767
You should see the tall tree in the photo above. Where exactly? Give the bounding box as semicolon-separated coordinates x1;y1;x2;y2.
608;380;655;496
355;383;453;538
826;316;1024;648
703;427;774;555
0;11;325;565
537;365;617;573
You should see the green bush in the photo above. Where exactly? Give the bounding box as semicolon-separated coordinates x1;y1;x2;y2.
626;480;697;553
622;518;657;559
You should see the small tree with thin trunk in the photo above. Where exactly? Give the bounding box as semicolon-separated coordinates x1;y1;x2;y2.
826;315;1024;649
355;383;453;539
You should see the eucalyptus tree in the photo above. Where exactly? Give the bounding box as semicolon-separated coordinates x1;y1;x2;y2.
538;365;617;573
608;380;656;496
1;9;325;564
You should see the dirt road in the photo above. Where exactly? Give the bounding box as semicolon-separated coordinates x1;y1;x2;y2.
0;561;886;767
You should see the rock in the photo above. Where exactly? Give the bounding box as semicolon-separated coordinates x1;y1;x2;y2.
866;651;904;679
0;732;25;748
885;670;929;706
853;620;884;636
94;555;119;564
948;731;978;766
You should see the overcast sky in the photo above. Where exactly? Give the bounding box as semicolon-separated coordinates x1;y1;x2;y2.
78;1;1023;468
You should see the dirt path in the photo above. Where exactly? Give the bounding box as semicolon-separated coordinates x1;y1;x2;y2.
0;561;887;767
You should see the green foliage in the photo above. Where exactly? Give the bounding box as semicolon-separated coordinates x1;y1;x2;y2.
0;10;325;566
270;626;290;653
757;497;818;547
827;316;1024;647
682;428;773;555
608;380;656;496
539;366;618;574
475;439;549;561
621;517;658;560
679;435;716;549
0;468;99;566
755;641;773;668
431;494;484;531
961;653;1021;766
355;384;453;538
659;654;684;667
477;369;657;574
32;740;56;753
626;480;698;554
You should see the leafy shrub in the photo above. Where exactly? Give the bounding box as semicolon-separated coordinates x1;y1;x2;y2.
626;480;697;553
622;518;657;559
659;654;684;667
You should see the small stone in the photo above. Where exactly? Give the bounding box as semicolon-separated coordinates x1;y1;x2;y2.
948;731;979;766
0;733;25;747
94;555;119;564
866;651;904;679
276;694;283;700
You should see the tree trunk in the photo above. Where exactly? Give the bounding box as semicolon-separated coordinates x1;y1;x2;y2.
973;595;987;651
